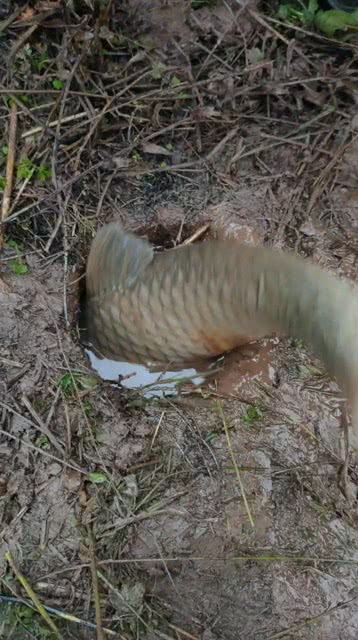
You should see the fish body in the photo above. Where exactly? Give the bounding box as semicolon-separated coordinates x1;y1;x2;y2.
85;222;358;448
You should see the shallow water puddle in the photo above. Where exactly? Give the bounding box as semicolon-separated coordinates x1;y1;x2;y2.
86;336;279;400
86;349;211;397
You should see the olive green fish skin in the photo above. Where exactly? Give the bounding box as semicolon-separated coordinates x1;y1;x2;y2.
85;222;358;446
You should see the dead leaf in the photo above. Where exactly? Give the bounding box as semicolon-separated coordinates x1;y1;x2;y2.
142;142;172;156
63;469;82;493
36;1;61;11
0;276;12;293
18;8;35;20
303;86;327;107
113;156;130;169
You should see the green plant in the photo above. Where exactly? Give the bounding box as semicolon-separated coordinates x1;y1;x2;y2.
278;0;358;36
241;404;263;426
0;601;57;639
57;370;98;397
151;60;167;79
9;258;28;275
52;79;64;90
31;45;50;72
17;157;52;182
36;434;50;450
131;149;141;162
88;471;108;484
7;239;28;275
36;163;52;182
17;156;36;180
170;75;182;88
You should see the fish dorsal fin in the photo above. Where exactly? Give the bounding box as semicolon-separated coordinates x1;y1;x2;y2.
86;223;154;299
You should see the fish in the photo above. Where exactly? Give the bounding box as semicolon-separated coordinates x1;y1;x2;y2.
84;222;358;452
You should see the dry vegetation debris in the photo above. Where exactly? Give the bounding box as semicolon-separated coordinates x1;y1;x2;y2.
0;0;357;638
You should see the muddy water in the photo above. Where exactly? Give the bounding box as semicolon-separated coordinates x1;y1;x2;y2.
86;349;211;397
210;337;279;398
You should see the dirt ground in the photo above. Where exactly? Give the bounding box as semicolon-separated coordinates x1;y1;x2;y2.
0;1;358;638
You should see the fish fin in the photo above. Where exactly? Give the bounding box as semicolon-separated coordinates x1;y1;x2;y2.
86;223;154;298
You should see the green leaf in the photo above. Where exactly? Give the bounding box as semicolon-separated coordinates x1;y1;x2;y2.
0;176;6;190
308;0;318;13
36;162;52;182
8;239;24;252
278;0;319;24
57;370;98;396
9;259;28;275
18;94;31;104
303;0;318;22
170;75;182;87
278;4;303;22
151;60;167;79
88;472;108;484
241;404;262;426
314;9;358;37
52;79;64;89
17;156;35;180
36;434;50;449
78;374;98;390
131;150;141;162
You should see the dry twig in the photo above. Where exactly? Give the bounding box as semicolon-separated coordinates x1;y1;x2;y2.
0;101;17;248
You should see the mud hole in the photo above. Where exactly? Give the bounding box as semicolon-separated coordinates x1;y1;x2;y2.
1;1;358;639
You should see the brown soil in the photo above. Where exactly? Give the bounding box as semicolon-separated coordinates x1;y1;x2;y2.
0;1;358;639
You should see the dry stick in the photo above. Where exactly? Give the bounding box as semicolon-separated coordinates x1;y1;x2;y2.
21;394;65;455
267;595;358;640
206;125;240;160
6;157;105;222
307;130;353;214
51;319;128;511
0;593;119;638
21;110;93;139
51;56;83;326
95;171;116;219
0;5;26;34
0;101;17;248
97;571;154;636
73;98;114;172
247;8;290;46
45;211;64;253
0;401;87;475
8;93;46;132
88;526;105;640
0;88;108;99
181;224;210;246
167;624;198;640
150;410;165;449
8;23;39;61
0;427;86;474
216;402;255;530
38;554;358;581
